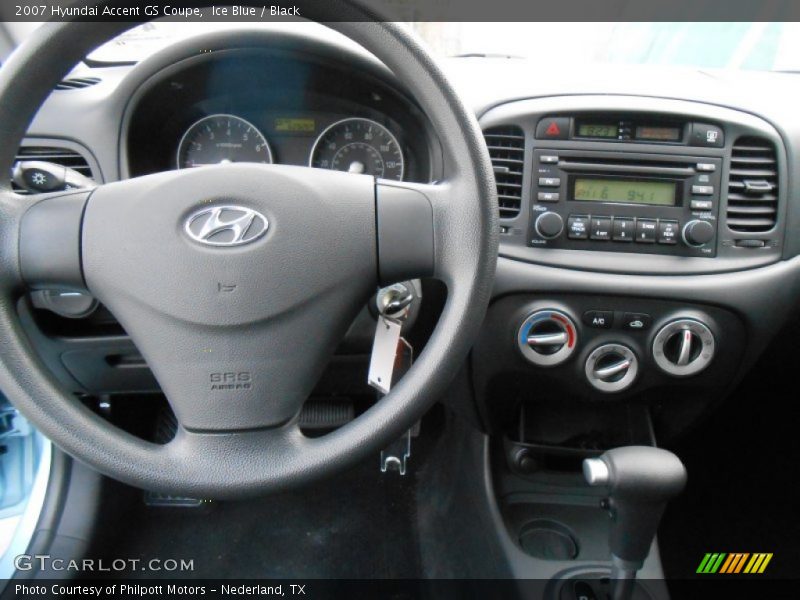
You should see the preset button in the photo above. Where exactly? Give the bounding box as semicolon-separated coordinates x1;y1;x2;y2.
635;219;658;243
590;217;612;241
612;217;635;242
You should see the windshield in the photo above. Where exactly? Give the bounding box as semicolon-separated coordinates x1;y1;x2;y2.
411;22;800;71
26;21;800;72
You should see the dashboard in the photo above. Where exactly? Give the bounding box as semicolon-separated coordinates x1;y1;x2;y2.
14;26;800;455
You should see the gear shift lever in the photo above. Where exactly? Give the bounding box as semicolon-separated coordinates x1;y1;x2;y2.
583;447;687;600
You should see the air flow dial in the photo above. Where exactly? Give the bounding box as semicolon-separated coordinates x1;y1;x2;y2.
517;310;577;367
585;343;638;393
652;319;715;377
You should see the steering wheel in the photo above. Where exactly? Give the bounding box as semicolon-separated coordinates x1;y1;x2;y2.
0;8;497;497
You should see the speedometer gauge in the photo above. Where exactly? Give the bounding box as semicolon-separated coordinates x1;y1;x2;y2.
177;114;272;169
309;118;404;181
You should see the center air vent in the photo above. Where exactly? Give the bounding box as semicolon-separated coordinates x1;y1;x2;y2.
727;137;778;233
55;77;101;91
483;125;525;218
12;146;94;192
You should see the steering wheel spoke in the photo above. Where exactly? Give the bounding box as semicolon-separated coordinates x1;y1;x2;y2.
5;189;91;292
376;178;477;285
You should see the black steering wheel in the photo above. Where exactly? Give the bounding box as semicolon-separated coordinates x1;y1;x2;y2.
0;7;498;497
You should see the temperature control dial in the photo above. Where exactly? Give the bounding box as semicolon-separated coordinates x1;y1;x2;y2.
517;310;577;367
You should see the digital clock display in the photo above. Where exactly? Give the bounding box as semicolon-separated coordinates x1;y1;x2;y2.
573;177;677;206
577;123;618;138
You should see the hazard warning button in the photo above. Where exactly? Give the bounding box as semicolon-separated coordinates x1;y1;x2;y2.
536;117;570;140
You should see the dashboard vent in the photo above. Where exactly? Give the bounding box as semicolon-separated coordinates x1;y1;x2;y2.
12;146;94;192
55;76;101;91
727;137;778;233
484;125;525;218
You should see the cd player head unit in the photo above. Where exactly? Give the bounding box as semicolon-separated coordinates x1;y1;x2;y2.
530;148;722;257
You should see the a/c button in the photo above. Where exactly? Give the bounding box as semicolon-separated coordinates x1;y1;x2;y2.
583;310;613;329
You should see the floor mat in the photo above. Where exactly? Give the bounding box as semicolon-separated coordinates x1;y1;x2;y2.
85;458;422;579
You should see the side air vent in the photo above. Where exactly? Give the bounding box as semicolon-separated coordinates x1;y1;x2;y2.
727;137;778;233
55;76;101;91
12;146;94;192
484;125;525;218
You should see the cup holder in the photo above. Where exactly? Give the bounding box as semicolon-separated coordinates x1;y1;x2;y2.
519;519;579;560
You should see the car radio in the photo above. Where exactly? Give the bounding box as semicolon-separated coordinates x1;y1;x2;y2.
529;148;722;257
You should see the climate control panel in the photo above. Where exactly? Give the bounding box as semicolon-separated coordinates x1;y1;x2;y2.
483;296;741;401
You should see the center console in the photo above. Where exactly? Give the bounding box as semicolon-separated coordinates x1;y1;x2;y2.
473;95;795;595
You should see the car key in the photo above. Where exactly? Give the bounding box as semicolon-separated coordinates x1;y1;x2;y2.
368;283;415;394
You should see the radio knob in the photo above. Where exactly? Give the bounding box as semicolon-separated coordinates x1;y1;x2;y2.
535;212;564;239
682;220;714;247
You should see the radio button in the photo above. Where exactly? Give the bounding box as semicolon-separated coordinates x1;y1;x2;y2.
567;215;590;239
690;199;713;210
612;217;635;242
590;217;612;241
539;155;559;164
538;177;561;187
658;220;679;245
635;219;658;243
691;185;714;195
696;163;716;172
537;192;560;202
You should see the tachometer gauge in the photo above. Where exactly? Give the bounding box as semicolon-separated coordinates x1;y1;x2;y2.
177;114;272;169
309;118;404;181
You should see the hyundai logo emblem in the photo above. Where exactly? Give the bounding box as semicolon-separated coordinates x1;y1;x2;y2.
184;205;268;247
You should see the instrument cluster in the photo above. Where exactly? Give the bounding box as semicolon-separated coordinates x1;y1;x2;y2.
177;114;405;181
125;50;435;183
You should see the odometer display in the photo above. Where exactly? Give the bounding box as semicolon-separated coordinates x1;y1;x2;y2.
309;118;404;181
177;114;272;169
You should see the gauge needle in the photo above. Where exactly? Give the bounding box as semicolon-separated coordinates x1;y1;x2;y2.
348;161;365;174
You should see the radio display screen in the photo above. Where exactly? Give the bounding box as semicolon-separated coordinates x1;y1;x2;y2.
573;177;677;206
